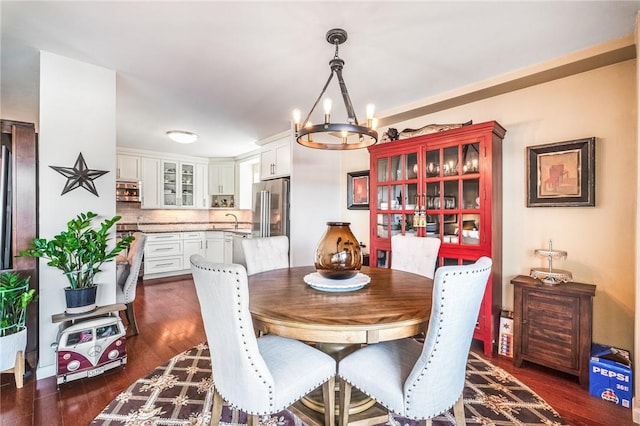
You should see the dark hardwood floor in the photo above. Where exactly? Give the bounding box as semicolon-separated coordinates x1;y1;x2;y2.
0;275;634;426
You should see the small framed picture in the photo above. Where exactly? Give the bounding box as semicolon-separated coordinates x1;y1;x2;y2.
347;170;369;210
527;137;595;207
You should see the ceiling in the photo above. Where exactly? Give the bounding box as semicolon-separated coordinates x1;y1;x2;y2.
1;1;638;158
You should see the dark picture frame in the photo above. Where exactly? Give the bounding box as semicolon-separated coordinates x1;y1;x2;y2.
526;137;595;207
347;170;369;210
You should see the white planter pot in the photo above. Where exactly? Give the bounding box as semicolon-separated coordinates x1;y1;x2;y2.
0;328;27;371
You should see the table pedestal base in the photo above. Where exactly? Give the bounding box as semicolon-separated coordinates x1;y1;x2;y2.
295;342;388;425
291;399;388;426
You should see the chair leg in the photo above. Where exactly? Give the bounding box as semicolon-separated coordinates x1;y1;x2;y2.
339;379;352;426
452;394;465;425
247;414;260;426
322;375;336;426
126;302;139;335
210;388;224;426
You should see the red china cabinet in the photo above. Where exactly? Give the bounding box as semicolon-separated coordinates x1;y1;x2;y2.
368;121;506;356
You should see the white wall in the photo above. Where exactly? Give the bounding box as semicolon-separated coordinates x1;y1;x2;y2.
37;52;116;378
290;136;342;267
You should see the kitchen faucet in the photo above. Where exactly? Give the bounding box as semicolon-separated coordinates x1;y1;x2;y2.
225;213;238;230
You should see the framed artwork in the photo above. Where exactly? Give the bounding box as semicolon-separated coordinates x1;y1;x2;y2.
347;170;369;210
526;137;595;207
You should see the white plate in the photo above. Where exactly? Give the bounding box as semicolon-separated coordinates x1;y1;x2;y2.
303;272;370;292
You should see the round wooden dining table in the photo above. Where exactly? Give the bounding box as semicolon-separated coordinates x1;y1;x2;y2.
248;265;433;345
248;265;433;423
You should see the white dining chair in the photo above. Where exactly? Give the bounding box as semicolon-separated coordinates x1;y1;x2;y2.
189;255;336;426
115;232;146;335
241;235;289;275
391;234;441;279
337;257;492;426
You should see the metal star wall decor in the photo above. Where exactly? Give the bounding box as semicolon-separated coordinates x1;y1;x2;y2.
50;152;109;197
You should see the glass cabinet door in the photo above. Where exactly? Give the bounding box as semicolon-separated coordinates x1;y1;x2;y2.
180;163;194;207
163;161;177;206
421;141;483;246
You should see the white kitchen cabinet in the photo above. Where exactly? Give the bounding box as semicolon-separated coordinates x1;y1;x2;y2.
183;231;205;266
162;160;196;208
144;233;184;278
205;231;225;263
224;233;233;263
209;162;235;195
260;138;291;180
117;154;141;181
140;157;161;208
194;163;210;209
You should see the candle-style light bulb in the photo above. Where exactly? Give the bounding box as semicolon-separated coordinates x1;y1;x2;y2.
323;98;333;124
292;109;301;132
366;104;375;128
341;130;348;144
323;98;333;115
371;117;379;130
366;104;375;119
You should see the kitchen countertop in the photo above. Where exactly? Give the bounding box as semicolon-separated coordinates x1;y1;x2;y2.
117;222;251;235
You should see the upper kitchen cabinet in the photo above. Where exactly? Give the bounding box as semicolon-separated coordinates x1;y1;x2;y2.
194;163;210;209
209;161;235;195
140;157;161;208
162;160;197;208
116;153;141;181
260;137;291;180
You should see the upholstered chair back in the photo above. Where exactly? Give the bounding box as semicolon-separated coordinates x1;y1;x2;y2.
116;232;146;303
404;256;492;418
190;254;336;423
338;256;492;424
241;235;289;275
190;256;274;411
115;232;147;335
391;235;441;279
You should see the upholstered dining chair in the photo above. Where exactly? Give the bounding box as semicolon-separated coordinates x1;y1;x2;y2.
189;255;336;426
337;256;493;426
115;232;146;335
391;234;441;279
241;235;290;275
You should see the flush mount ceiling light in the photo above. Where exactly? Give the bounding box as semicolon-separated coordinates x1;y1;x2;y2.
292;28;378;150
166;130;198;144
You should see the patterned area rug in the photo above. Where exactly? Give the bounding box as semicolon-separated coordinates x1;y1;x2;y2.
92;342;568;425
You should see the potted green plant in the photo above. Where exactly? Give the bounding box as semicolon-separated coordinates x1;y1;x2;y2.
0;271;35;376
20;211;133;314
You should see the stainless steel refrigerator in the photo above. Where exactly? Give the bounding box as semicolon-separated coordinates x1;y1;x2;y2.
252;178;289;238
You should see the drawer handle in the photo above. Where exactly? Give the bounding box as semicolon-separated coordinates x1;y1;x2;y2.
154;247;173;251
155;262;174;267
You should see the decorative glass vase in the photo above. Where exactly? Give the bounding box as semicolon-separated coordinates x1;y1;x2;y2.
315;222;362;279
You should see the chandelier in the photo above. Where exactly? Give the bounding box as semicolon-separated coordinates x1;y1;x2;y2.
292;28;378;150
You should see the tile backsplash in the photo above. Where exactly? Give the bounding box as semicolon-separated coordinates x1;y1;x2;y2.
116;202;251;227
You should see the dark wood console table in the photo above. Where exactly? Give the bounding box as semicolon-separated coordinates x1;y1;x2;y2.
510;275;595;388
